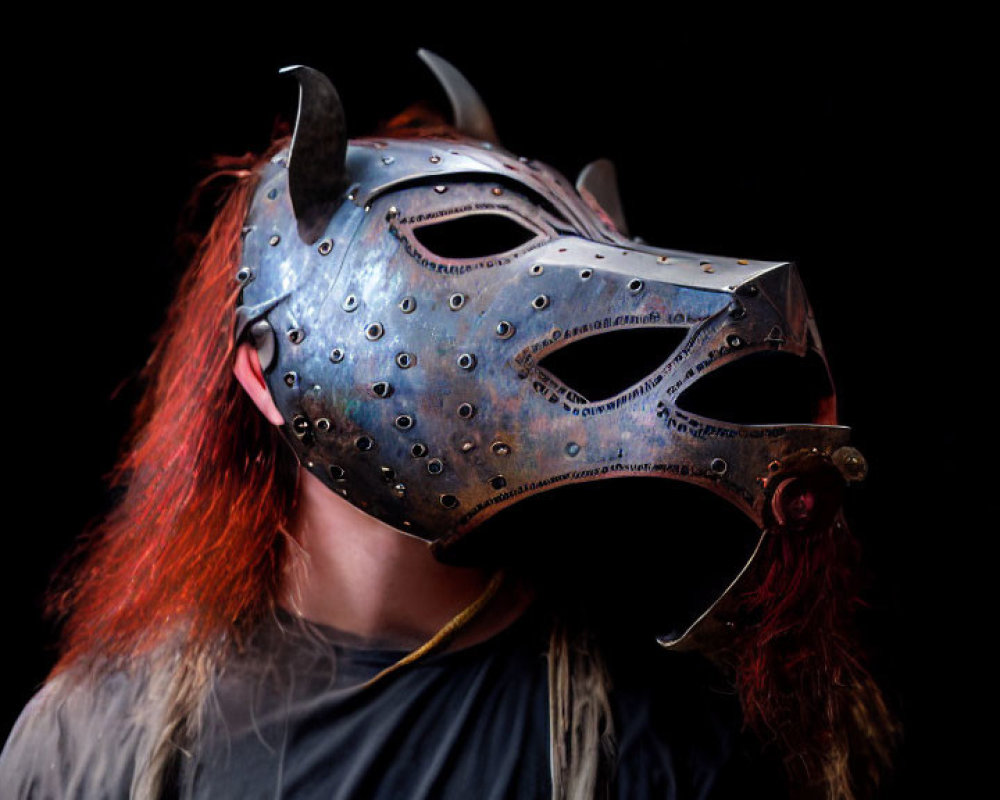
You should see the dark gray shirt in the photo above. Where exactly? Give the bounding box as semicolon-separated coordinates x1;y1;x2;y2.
1;604;781;798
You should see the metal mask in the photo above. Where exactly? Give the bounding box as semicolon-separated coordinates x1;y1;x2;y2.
235;51;867;646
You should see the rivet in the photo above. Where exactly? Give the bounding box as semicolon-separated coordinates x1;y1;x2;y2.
318;238;334;256
394;414;414;430
381;156;395;165
395;352;415;369
287;327;305;344
364;204;371;213
329;347;345;363
530;264;543;276
710;458;728;474
628;278;644;293
489;475;507;490
283;371;297;387
495;320;515;339
292;415;310;434
457;402;475;419
386;206;398;221
491;441;511;456
306;461;315;469
595;253;605;259
343;295;358;312
268;234;281;246
429;154;441;164
579;269;592;280
267;188;278;200
449;293;466;311
726;334;744;349
410;442;428;458
371;381;393;398
236;267;254;285
434;185;447;194
316;418;331;432
729;302;746;320
532;295;550;310
393;482;406;496
399;296;416;313
657;255;669;264
366;322;384;340
702;263;715;273
565;442;580;456
457;353;477;371
427;458;444;475
440;494;459;509
355;435;375;452
738;258;749;265
491;186;503;196
329;465;346;481
460;440;476;452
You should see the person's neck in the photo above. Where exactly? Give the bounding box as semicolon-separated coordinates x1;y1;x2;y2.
280;468;533;650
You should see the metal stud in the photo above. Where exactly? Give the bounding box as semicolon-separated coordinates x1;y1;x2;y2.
393;483;406;497
292;415;310;435
457;402;476;419
268;234;281;246
532;295;550;310
283;371;298;387
343;295;358;312
427;458;444;475
236;267;254;285
657;255;669;264
449;293;466;311
371;381;393;398
495;320;515;339
491;441;511;456
565;442;580;456
399;296;416;313
628;278;644;293
410;442;428;458
355;435;375;451
330;347;345;363
491;187;503;196
394;414;414;430
386;206;398;220
429;155;441;164
318;238;334;255
395;352;415;369
434;185;448;194
726;334;744;349
460;440;476;453
287;327;305;344
457;353;477;371
530;264;543;276
366;322;384;341
579;269;592;280
316;418;331;432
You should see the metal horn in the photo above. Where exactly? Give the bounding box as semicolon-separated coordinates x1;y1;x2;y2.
280;65;348;244
576;158;629;237
417;48;500;145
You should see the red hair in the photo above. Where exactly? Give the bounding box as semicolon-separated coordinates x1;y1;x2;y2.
49;136;297;674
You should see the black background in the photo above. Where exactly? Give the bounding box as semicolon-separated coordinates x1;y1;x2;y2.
4;15;964;797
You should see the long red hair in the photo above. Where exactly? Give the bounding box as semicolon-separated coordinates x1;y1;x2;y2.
49;136;297;675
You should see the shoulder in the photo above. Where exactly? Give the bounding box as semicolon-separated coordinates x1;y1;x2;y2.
1;667;150;799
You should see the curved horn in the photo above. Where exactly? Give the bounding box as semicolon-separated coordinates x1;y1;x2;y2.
416;48;500;145
576;158;629;237
279;65;348;244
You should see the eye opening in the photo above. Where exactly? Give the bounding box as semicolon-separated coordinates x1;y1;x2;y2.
410;212;541;260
